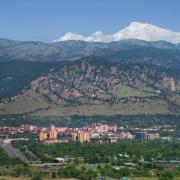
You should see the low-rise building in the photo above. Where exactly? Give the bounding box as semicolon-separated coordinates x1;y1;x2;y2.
134;132;147;141
146;133;159;140
134;132;159;141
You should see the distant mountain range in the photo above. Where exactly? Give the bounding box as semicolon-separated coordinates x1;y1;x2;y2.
0;23;180;118
53;22;180;43
0;38;180;69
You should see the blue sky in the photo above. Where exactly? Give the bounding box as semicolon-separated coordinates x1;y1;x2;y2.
0;0;180;42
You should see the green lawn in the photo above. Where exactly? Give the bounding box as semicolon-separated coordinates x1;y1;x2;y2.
111;85;155;98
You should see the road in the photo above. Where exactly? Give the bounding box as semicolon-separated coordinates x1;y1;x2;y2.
0;139;27;162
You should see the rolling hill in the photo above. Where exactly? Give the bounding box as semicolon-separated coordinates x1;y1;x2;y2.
0;57;179;118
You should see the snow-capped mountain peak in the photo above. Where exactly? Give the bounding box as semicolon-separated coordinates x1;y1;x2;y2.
53;22;180;43
53;32;84;42
113;21;180;43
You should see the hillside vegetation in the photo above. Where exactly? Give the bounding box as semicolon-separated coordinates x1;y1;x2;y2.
0;57;179;118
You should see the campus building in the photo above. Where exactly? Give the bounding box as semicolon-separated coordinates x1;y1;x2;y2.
38;124;58;143
71;132;90;143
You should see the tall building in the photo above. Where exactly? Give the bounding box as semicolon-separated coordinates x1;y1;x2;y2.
84;132;90;142
38;124;58;143
77;132;84;143
72;132;90;143
38;131;47;142
72;133;78;141
48;124;58;140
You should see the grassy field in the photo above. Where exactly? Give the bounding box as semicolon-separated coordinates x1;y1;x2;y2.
32;99;172;118
97;85;155;100
0;85;178;118
111;85;155;98
0;91;48;114
0;96;172;118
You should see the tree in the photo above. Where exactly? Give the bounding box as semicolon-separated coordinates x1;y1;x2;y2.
158;169;174;180
31;174;43;180
52;172;56;179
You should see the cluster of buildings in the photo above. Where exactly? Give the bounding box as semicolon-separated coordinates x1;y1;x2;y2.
0;123;161;144
0;124;38;137
37;123;160;144
37;123;118;143
70;123;119;143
